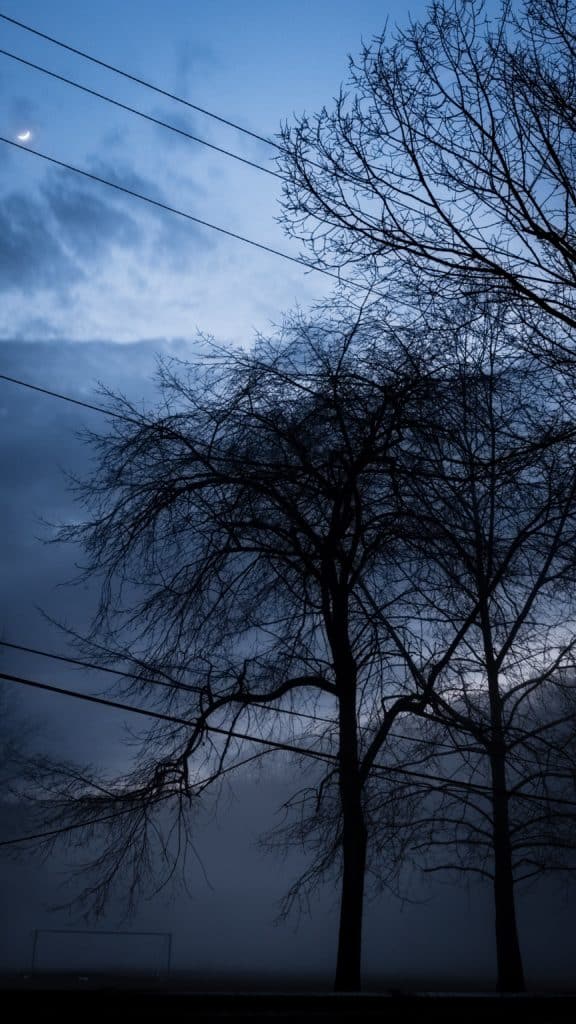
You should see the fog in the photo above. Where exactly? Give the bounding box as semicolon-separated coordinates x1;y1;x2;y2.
1;775;573;990
0;340;574;992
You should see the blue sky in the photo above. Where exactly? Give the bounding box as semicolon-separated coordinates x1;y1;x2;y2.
0;0;432;345
2;0;444;728
0;0;443;721
0;0;441;711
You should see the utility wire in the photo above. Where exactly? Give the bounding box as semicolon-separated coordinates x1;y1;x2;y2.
0;751;270;849
0;668;333;764
0;11;280;151
0;637;471;752
5;660;571;802
0;21;343;185
0;665;479;791
0;48;283;180
0;135;351;288
1;637;475;752
0;12;378;205
3;770;575;851
4;666;576;816
0;808;150;849
3;14;569;833
0;638;335;727
0;754;273;850
0;373;139;421
0;639;203;694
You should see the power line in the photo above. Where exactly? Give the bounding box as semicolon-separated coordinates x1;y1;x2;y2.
7;659;571;806
0;11;280;151
0;373;139;421
3;772;575;853
0;48;283;181
0;667;334;764
0;638;336;727
0;636;470;752
0;20;336;185
0;135;347;287
4;665;575;816
0;751;270;849
0;385;471;756
0;664;477;792
0;639;202;693
0;639;529;765
0;667;197;728
4;636;462;752
0;807;148;849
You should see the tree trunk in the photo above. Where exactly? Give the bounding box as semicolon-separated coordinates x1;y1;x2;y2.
480;594;525;993
490;748;525;992
324;565;367;992
334;680;367;991
335;772;367;990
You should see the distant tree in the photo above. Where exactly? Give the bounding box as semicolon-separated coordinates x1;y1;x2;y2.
280;0;576;347
366;308;576;991
7;314;448;992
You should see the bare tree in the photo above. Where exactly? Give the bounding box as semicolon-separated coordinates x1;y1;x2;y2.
6;314;447;992
9;300;575;991
280;0;576;343
366;308;576;991
276;5;576;981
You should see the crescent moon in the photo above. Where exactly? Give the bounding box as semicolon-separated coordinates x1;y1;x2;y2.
17;130;31;142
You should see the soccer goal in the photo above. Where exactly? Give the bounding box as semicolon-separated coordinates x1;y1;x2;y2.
30;928;172;978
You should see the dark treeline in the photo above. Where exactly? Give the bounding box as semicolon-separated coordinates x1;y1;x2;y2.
4;0;576;995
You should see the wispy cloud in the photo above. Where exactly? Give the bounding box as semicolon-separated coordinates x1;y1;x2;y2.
0;192;80;294
43;174;142;259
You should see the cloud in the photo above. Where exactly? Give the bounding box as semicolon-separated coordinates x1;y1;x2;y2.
0;150;221;341
146;105;218;164
87;156;166;203
48;160;214;265
0;338;195;683
0;170;142;297
151;208;215;269
0;192;81;294
42;175;142;259
0;337;200;506
84;155;215;264
173;38;221;96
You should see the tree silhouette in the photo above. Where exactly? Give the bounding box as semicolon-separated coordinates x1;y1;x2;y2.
280;0;576;343
367;306;576;991
9;314;449;991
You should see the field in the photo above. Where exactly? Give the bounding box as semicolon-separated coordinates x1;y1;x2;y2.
1;973;575;1020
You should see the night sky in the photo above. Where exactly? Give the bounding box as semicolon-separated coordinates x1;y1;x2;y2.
0;0;573;988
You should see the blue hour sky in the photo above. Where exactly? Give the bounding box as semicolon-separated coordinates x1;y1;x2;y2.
0;0;436;971
1;0;441;720
0;0;441;700
5;0;570;989
0;0;431;345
